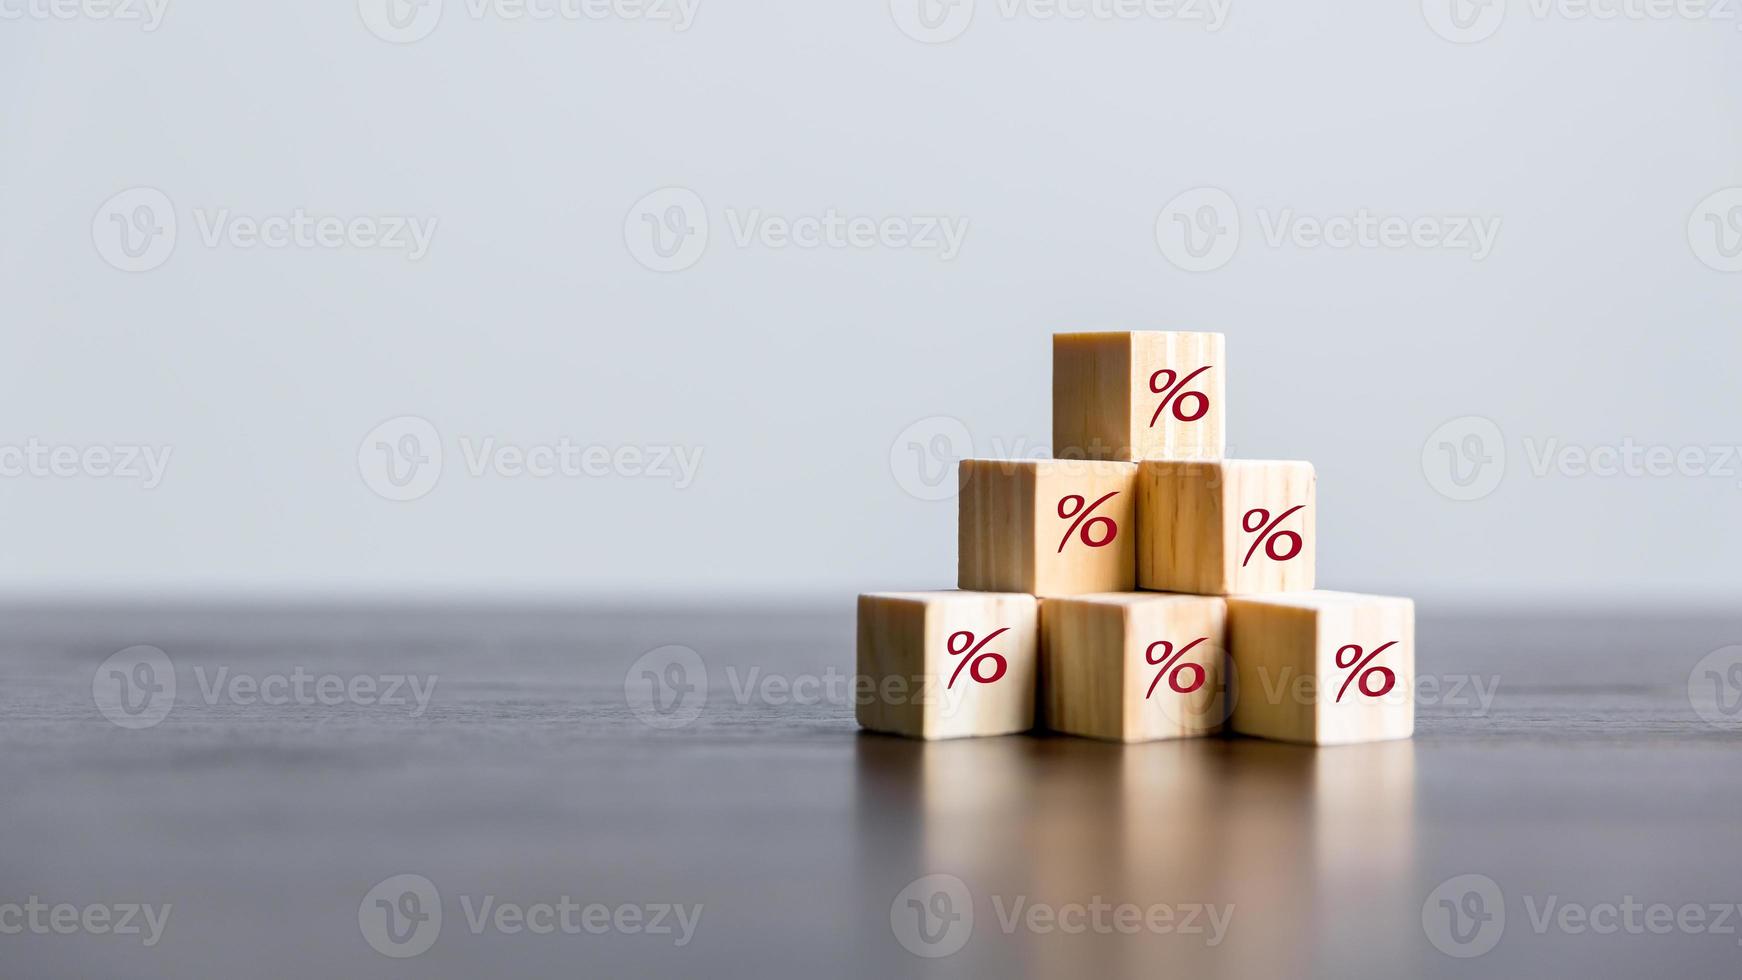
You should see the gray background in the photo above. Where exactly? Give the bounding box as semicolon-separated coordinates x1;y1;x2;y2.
1;1;1737;603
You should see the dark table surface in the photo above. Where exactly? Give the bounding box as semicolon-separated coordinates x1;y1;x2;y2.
3;601;1741;979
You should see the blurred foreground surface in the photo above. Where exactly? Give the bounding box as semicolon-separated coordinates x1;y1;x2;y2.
2;603;1740;978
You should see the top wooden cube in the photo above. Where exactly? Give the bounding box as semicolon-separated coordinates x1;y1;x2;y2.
1053;331;1226;462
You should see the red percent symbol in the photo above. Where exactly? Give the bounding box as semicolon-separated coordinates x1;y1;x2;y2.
947;629;1009;689
1334;642;1398;702
1149;365;1214;427
1144;638;1208;699
1056;492;1120;553
1241;506;1305;567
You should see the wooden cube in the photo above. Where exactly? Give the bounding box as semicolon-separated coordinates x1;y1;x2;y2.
856;591;1039;740
1053;331;1226;462
959;459;1138;596
1137;459;1316;595
1041;593;1229;742
1226;591;1414;746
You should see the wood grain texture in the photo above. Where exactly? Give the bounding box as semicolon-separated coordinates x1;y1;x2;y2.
856;591;1038;740
1137;459;1316;595
1227;590;1414;745
1053;331;1225;462
1;603;1740;978
1041;593;1228;742
958;459;1137;595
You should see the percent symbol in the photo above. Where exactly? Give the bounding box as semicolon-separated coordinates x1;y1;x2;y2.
946;629;1010;689
1149;366;1214;426
1057;492;1120;553
1144;638;1209;699
1241;506;1305;567
1334;642;1398;702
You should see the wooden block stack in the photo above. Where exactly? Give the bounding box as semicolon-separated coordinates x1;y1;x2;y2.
858;331;1414;746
